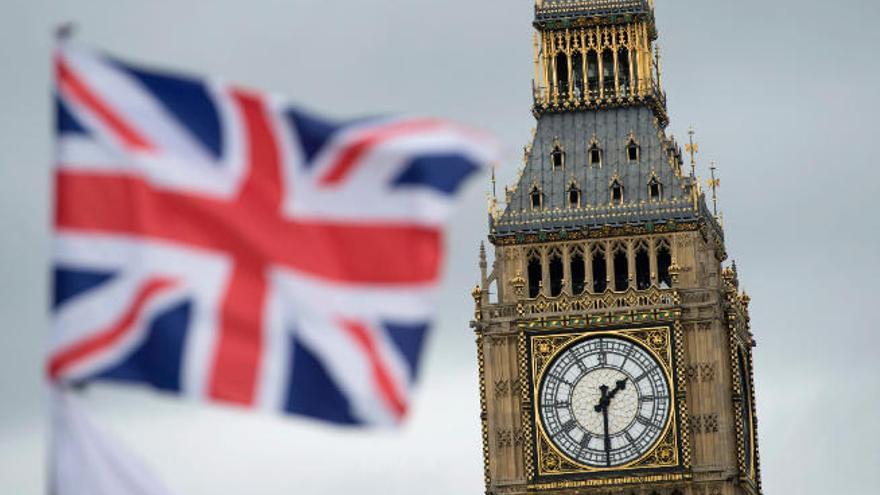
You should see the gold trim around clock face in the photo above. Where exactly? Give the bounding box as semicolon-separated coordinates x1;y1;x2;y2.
527;326;683;478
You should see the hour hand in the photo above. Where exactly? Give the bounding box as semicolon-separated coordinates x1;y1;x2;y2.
607;378;628;400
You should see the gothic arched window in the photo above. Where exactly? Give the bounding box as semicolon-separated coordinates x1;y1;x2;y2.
570;247;586;295
601;49;615;94
527;250;542;298
657;240;673;288
530;185;543;210
589;142;603;167
611;179;624;205
618;48;631;95
572;52;585;99
549;249;564;297
635;242;651;290
587;51;599;97
555;52;569;96
648;177;663;202
627;137;640;162
591;245;607;293
613;245;629;291
568;184;581;208
551;145;565;170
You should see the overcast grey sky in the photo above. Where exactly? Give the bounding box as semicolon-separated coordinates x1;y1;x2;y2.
2;1;879;493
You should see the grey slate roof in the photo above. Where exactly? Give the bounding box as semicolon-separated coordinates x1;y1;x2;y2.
535;0;653;22
492;105;722;240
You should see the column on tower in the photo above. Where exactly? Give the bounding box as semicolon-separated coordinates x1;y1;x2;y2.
565;29;573;103
597;27;605;100
540;247;550;297
612;28;621;99
562;245;572;295
627;25;635;99
649;237;659;286
541;31;551;105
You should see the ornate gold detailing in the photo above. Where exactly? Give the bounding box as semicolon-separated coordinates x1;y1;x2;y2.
492;219;701;246
534;0;654;20
518;330;537;481
708;161;721;217
685;126;699;178
531;18;668;125
672;319;692;468
514;286;679;319
528;472;690;491
608;172;621;187
475;335;491;490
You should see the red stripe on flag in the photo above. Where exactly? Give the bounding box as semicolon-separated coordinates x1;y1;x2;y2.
48;278;176;380
318;120;445;187
55;172;443;284
341;320;407;420
206;89;278;405
208;262;266;404
55;56;155;152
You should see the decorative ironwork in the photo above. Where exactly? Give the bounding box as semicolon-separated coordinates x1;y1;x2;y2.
535;0;654;23
516;286;678;318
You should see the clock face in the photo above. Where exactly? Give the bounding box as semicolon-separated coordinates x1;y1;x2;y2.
538;336;672;468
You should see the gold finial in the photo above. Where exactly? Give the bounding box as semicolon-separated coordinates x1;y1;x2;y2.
685;126;699;178
708;161;721;217
722;266;735;282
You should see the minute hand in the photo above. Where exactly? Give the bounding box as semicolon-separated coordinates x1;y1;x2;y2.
594;379;628;467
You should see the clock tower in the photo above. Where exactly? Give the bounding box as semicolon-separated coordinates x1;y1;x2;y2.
471;2;763;495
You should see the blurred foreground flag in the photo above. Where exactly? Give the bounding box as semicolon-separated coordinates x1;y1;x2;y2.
50;42;498;427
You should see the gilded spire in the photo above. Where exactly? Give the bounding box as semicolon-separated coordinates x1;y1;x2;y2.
708;160;721;217
685;126;699;178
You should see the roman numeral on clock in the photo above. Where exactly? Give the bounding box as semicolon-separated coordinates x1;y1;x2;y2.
636;415;661;429
634;366;656;382
561;420;578;433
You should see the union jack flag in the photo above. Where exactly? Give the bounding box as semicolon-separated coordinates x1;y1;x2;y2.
50;43;498;427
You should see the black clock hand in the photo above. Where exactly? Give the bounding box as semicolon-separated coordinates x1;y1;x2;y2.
601;401;611;466
593;385;612;466
593;379;627;467
607;379;628;400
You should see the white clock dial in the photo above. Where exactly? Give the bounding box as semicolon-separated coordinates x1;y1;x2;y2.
538;336;671;468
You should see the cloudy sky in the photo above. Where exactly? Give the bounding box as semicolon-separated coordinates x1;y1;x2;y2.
2;0;879;493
